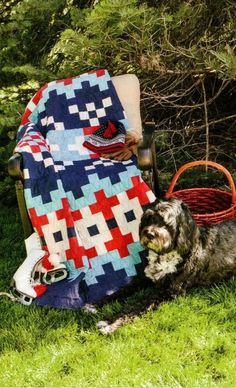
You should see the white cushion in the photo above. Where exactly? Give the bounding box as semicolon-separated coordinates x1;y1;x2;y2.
112;74;142;135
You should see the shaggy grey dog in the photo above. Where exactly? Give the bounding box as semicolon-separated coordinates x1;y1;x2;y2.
96;197;236;334
139;197;236;295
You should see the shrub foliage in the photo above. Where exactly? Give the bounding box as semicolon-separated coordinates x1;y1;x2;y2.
0;0;236;202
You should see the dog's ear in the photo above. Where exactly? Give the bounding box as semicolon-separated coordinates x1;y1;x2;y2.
139;207;155;237
176;202;198;255
155;197;183;230
140;207;155;225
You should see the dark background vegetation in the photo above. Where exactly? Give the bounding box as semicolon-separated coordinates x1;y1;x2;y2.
0;0;236;205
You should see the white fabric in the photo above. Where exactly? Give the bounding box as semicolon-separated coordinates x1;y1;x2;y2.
112;74;142;136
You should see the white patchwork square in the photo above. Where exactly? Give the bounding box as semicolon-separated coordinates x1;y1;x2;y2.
69;105;79;114
86;102;96;111
54;164;65;172
27;100;36;111
23;168;30;179
89;118;99;126
44;157;54;168
55;122;65;131
26;124;35;131
47;116;55;124
64;161;74;166
49;144;60;152
103;162;113;166
41;117;47;126
102;97;112;108
34;152;44;162
79;111;90;120
96;108;106;118
147;190;156;202
85;165;96;171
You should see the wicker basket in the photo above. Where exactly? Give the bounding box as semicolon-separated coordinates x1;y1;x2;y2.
165;160;236;226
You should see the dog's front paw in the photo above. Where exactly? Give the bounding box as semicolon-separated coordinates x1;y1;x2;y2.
97;320;112;335
97;315;133;335
82;303;98;314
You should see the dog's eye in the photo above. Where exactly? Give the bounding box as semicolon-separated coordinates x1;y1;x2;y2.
153;214;165;227
141;213;153;223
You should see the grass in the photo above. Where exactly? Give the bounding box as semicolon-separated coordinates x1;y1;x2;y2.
1;205;236;387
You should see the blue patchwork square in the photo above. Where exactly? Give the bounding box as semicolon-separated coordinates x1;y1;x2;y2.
88;224;99;236
67;227;76;238
53;231;63;242
40;235;46;247
106;218;118;229
125;210;136;222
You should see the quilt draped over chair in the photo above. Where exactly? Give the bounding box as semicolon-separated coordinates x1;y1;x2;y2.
15;69;155;308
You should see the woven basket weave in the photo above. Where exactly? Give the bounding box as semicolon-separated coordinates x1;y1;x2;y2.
165;160;236;226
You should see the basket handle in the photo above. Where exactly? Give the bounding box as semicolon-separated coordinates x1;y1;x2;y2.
166;160;236;204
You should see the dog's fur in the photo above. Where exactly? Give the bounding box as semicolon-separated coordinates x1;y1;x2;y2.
140;197;236;295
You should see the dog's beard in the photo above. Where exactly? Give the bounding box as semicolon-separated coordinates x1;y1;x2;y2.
145;249;183;282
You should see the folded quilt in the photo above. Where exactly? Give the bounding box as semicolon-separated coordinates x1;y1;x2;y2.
83;120;125;153
15;69;155;308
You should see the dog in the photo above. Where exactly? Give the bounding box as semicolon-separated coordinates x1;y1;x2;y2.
96;197;236;334
139;197;236;295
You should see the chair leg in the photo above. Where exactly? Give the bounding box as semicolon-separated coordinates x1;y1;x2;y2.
151;141;161;197
137;122;161;197
15;180;33;239
137;141;160;197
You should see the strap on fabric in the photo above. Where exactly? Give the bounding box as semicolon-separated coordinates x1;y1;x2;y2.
0;292;18;302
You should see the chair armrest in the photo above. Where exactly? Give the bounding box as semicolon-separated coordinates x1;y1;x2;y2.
137;122;156;170
137;138;153;170
8;153;24;180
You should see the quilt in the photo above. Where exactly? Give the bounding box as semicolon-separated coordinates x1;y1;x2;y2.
15;69;155;308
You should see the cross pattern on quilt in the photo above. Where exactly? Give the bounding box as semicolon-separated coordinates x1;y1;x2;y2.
68;96;112;127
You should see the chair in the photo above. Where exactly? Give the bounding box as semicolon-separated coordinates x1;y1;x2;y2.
8;70;158;308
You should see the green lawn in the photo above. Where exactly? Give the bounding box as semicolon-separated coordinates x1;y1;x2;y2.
1;205;236;387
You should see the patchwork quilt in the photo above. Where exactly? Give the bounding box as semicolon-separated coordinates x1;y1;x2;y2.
15;69;155;308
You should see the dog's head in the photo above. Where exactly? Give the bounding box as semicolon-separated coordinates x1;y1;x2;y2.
139;197;197;255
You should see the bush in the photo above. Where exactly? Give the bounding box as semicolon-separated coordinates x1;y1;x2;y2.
1;0;236;204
